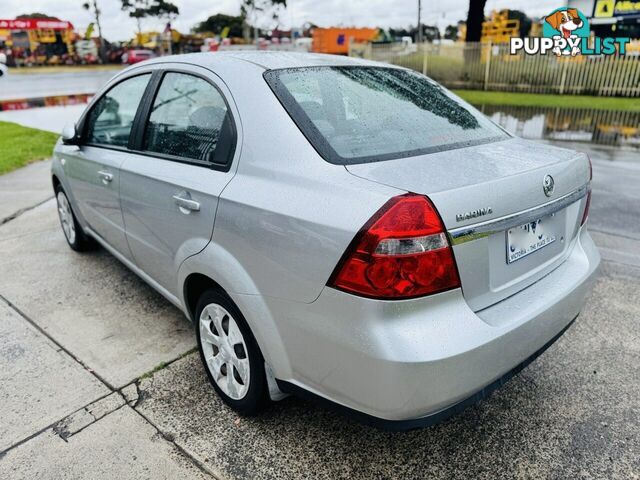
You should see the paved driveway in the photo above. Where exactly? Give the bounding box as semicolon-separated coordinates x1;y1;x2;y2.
0;143;638;479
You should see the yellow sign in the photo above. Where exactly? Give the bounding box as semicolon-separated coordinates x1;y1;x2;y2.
594;0;615;17
615;1;640;13
594;0;640;17
85;22;94;40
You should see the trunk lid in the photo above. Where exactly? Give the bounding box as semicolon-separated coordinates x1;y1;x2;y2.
345;137;591;311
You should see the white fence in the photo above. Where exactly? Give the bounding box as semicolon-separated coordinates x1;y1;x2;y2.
350;41;640;97
217;44;307;52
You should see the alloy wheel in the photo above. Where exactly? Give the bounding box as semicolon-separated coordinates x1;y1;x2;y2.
57;191;76;245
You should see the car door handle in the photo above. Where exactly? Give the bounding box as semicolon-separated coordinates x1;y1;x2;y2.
98;171;113;184
173;193;200;213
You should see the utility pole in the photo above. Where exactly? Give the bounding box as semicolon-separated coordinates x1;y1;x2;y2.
289;0;294;44
83;0;106;63
417;0;422;44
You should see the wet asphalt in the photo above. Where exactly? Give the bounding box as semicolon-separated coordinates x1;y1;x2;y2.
0;70;117;101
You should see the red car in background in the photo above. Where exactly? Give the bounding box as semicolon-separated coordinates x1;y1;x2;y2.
122;49;156;65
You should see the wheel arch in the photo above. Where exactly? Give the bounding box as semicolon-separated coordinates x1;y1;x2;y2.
52;174;61;190
183;273;226;322
51;171;89;231
178;248;293;379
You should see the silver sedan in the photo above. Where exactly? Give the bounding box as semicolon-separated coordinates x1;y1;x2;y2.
51;52;599;430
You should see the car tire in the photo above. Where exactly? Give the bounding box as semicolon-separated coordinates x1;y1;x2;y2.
195;289;269;415
55;185;95;252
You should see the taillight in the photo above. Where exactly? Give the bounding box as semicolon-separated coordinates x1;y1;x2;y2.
328;193;461;300
581;188;592;226
581;155;592;226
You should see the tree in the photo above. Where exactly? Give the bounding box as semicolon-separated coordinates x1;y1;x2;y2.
193;14;245;38
82;0;105;62
121;0;179;34
423;25;440;42
464;0;487;42
508;10;532;38
148;0;179;20
121;0;147;34
444;24;459;41
389;25;439;43
240;0;287;40
389;27;412;39
16;13;60;19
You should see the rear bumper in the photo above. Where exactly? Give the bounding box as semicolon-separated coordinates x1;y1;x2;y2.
250;227;600;428
277;316;576;431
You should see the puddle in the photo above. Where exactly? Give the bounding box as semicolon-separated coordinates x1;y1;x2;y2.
476;105;640;148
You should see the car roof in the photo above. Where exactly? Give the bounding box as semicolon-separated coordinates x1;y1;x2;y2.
141;51;392;71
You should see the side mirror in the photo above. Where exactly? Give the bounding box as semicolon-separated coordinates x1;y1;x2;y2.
61;123;79;145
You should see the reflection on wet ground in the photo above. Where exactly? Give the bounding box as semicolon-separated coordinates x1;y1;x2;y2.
476;105;640;149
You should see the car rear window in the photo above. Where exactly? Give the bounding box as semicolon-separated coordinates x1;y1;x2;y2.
264;66;509;165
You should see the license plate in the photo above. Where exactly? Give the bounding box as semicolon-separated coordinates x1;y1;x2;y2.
506;216;556;264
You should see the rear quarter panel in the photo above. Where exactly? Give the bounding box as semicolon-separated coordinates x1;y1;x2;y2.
186;59;402;303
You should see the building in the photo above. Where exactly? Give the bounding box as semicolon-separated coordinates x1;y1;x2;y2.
312;28;378;55
0;18;75;65
569;0;640;39
480;10;520;43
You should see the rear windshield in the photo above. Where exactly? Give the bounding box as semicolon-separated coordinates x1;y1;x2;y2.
264;66;508;165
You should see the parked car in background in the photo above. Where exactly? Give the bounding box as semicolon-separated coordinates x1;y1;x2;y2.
0;52;8;78
121;49;156;65
52;52;599;430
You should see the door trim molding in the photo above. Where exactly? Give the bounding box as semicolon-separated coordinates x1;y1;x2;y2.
86;226;186;314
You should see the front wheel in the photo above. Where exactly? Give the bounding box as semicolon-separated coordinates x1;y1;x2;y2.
55;185;94;251
195;289;269;415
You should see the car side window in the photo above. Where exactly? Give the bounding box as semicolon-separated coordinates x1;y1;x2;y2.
85;74;151;147
143;72;230;163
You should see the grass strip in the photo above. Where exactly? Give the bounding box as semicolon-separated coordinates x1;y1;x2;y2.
453;90;640;112
0;121;58;175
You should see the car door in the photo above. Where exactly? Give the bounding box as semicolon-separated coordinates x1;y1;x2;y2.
119;67;238;296
61;73;152;259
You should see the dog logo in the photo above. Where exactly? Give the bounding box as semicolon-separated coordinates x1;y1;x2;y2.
545;9;583;39
511;7;630;56
543;7;589;56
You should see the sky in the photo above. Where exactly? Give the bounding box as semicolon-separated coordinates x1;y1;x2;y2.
2;0;568;41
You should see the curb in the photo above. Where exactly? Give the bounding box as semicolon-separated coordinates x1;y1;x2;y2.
0;93;93;112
